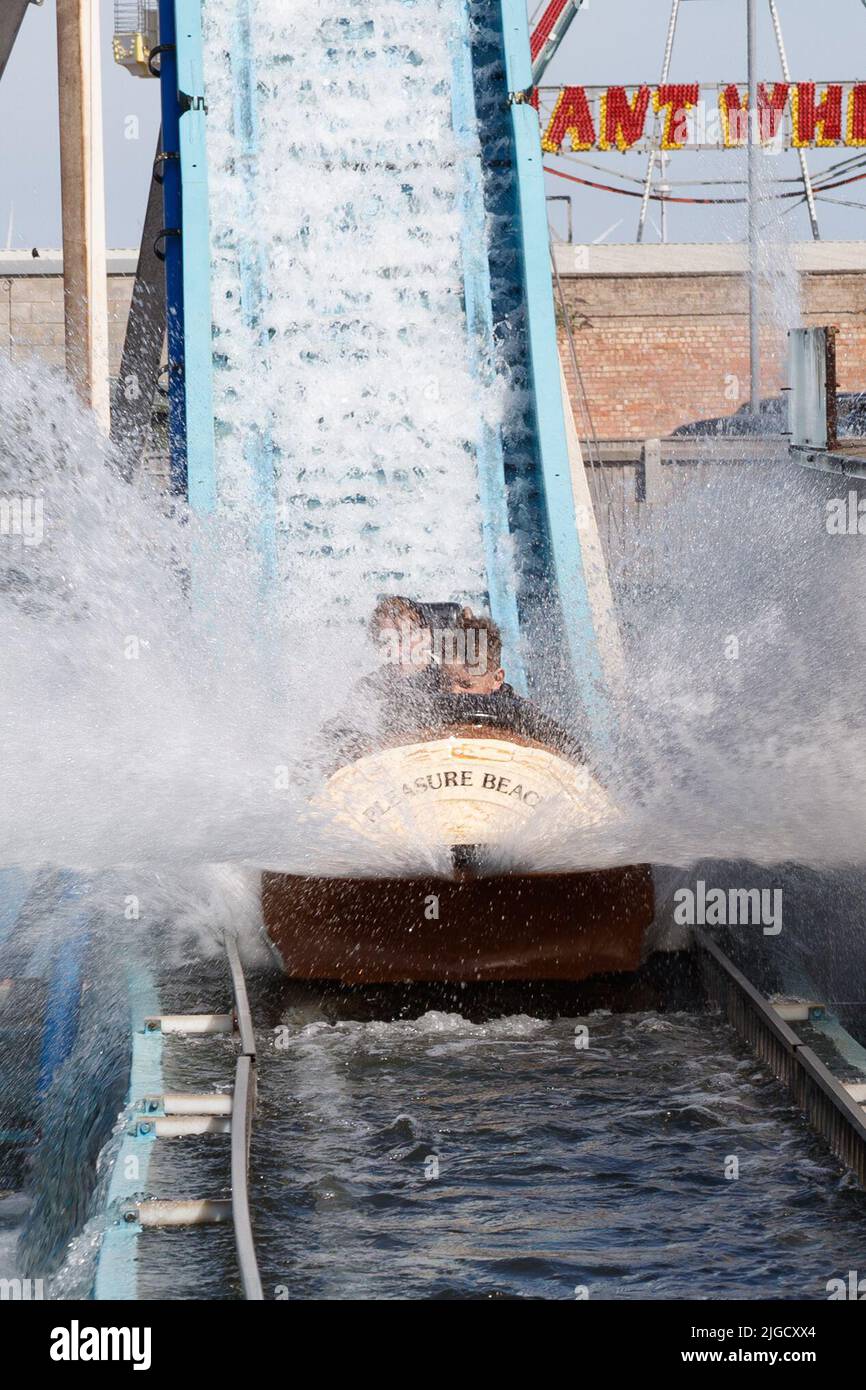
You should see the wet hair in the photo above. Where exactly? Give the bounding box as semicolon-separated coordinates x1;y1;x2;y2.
454;610;503;671
369;594;425;637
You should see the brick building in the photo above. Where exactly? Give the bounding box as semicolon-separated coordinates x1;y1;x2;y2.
555;242;866;440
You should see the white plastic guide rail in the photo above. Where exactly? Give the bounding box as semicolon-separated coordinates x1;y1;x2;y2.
96;934;264;1299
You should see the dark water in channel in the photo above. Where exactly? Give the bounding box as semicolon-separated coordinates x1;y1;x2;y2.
134;995;866;1302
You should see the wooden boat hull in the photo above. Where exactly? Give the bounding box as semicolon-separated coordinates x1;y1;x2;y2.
261;726;654;983
261;863;654;983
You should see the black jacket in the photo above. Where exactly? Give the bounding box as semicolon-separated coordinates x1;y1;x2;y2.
323;673;585;768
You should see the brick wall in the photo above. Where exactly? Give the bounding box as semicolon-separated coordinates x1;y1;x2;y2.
556;246;866;440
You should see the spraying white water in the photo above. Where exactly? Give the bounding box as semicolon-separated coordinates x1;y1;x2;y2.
2;1;866;896
201;0;499;621
6;0;866;1307
5;342;866;890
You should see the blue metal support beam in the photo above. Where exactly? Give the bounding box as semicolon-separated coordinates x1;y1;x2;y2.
175;0;217;514
451;1;526;692
157;0;187;493
156;0;216;508
92;954;163;1300
499;0;609;742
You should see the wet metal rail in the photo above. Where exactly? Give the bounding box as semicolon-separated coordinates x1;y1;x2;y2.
94;934;263;1299
695;929;866;1186
225;936;263;1300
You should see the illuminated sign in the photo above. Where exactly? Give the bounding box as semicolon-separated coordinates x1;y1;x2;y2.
536;83;866;153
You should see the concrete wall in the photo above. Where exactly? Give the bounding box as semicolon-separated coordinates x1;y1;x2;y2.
0;251;136;375
555;242;866;440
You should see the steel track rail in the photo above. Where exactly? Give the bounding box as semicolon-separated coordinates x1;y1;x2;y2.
695;929;866;1185
225;935;263;1300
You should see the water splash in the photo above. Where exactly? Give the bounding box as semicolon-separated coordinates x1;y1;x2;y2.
201;0;500;618
4;339;866;891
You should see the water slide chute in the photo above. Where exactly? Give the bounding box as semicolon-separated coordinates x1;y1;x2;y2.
155;0;654;980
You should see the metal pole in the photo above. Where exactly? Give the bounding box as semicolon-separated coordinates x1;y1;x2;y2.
530;0;584;86
767;0;820;240
747;0;760;410
55;0;110;432
637;0;680;243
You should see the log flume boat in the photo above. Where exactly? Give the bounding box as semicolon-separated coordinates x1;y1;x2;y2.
262;697;654;983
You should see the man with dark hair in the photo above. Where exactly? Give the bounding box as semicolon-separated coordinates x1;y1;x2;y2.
325;598;585;767
439;609;585;762
441;610;508;696
368;594;432;677
322;595;441;763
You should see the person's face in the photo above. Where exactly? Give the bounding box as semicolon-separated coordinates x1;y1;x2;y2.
445;665;504;695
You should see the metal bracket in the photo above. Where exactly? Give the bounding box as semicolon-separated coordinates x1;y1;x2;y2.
147;42;174;78
178;91;207;115
152;150;179;186
153;226;181;262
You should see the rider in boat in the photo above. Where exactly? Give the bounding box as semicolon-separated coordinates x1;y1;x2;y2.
322;595;442;761
267;607;652;983
437;609;587;764
324;599;586;767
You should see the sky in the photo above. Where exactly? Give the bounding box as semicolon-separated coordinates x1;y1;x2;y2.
1;0;864;250
540;0;866;244
1;0;160;250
